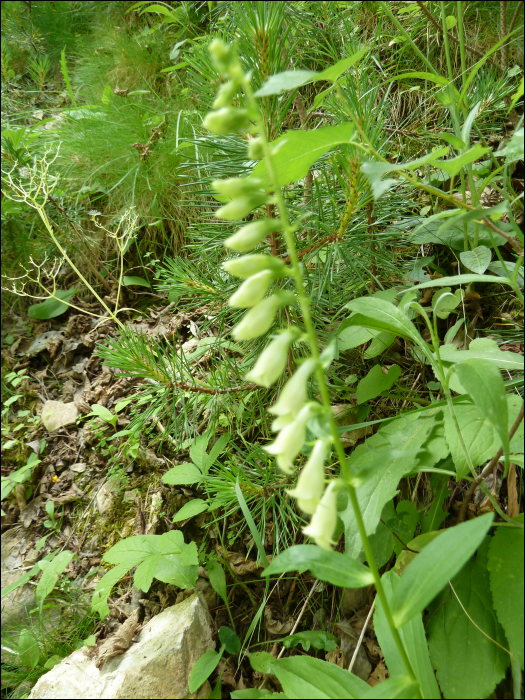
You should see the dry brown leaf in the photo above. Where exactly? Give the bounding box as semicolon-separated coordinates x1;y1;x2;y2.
326;648;346;668
263;605;293;636
367;660;389;687
95;609;141;669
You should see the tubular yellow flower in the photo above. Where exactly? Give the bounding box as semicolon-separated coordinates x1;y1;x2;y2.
223;254;287;279
225;219;282;253
244;328;301;388
302;480;339;550
228;270;274;308
231;291;294;341
269;359;317;418
287;440;329;514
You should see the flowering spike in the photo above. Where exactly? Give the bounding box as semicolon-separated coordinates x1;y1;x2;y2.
223;254;287;279
269;359;317;418
302;480;339;550
228;270;274;308
225;219;282;253
287;440;329;514
202;107;250;136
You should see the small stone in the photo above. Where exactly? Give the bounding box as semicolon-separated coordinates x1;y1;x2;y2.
71;463;87;473
41;400;79;432
96;482;117;515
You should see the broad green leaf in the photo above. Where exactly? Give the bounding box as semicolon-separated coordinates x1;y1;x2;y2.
374;571;441;699
409;216;513;250
18;629;40;669
189;649;224;693
251;123;354;188
248;651;275;674
362;676;419;699
205;433;231;471
344;297;428;353
172;499;209;523
190;432;211;470
134;553;160;592
219;626;241;655
509;77;524;111
489;261;524;286
207;558;228;605
487;515;524;669
27;289;76;320
363;332;397;359
431;288;462;319
336;323;377;352
443;394;522;479
90;404;114;422
162;462;202;485
254;49;367;96
340;412;439;559
428;538;509;698
362;148;449;199
391;513;494;627
435;145;490;178
438;337;524;371
103;534;157;567
282;630;339;652
408;274;514;291
459;245;491;274
92;562;133;618
455;360;509;472
387;500;419;556
36;550;74;612
356;365;401;404
262;545;374;588
420;476;449;534
270;656;370;699
497;128;524;161
122;275;151;288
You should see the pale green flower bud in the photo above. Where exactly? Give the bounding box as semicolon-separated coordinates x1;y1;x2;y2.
209;39;233;72
303;480;339;550
225;219;282;253
228;270;274;308
223;254;287;279
203;107;250;135
269;359;317;418
212;177;263;199
245;328;301;387
214;193;267;220
232;291;295;341
287;440;329;514
213;80;239;109
248;137;265;160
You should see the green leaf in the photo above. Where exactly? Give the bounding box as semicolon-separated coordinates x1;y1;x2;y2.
374;571;441;699
344;298;428;354
420;476;449;534
18;629;40;669
122;275;151;288
362;148;449;199
454;360;509;472
362;676;419;699
407;273;515;291
248;651;275;674
509;77;524;112
459;246;492;274
315;48;368;82
207;559;228;605
336;323;378;352
251;123;354;188
204;433;231;471
391;513;494;627
92;562;133;619
36;550;74;612
262;545;374;588
428;538;509;698
27;289;77;320
162;462;202;485
387;500;419;556
283;630;339;652
219;626;241;655
363;332;397;359
438;337;524;371
235;477;268;568
90;404;114;422
433;144;491;177
356;365;402;404
270;656;370;699
340;412;439;559
487;515;524;669
189;648;224;693
172;499;209;523
431;287;463;319
443;395;521;480
497;128;524;161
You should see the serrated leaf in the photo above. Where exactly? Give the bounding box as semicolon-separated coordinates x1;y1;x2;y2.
459;246;492;274
340;412;439;559
374;572;440;700
263;545;374;588
251;123;354;188
487;515;524;669
391;513;494;627
27;289;76;320
270;656;370;699
428;538;509;698
162;462;202;485
455;360;509;472
172;499;209;523
356;365;401;404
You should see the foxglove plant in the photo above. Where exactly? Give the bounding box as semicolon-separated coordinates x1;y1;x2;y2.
203;39;417;684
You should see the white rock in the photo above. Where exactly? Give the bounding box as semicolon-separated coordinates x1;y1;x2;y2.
29;593;214;699
41;400;79;432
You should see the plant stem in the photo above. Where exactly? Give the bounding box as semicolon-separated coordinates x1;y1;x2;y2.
244;80;417;684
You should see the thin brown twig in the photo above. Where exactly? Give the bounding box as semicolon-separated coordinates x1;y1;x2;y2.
457;401;524;523
509;1;524;32
348;599;376;673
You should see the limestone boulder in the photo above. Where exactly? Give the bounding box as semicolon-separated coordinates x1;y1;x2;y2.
29;593;214;699
41;400;78;432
